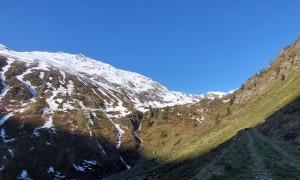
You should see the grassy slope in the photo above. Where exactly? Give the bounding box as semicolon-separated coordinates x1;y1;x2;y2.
176;70;300;158
108;64;300;179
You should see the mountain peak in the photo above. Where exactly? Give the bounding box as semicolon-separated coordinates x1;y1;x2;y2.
0;44;11;51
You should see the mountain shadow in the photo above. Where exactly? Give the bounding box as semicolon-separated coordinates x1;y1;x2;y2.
109;96;300;179
0;114;140;179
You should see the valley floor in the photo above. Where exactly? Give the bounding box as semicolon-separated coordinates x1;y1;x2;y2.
109;127;300;179
180;127;300;179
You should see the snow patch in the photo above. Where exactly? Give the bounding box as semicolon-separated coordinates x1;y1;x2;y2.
47;167;54;173
32;116;55;137
18;170;32;180
223;99;230;103
44;82;75;112
42;116;54;129
96;140;106;155
73;163;85;172
73;160;99;172
196;116;205;123
32;129;40;137
39;71;45;79
45;141;51;146
1;128;16;143
8;149;14;156
84;160;97;166
109;122;124;149
0;75;9;99
106;118;131;169
59;70;66;84
0;59;14;100
47;167;65;179
120;156;131;170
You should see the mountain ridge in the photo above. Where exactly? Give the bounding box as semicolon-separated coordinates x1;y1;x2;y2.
0;43;231;115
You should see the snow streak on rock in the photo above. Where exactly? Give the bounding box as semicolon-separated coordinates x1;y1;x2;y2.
107;118;124;149
16;69;37;101
0;112;14;126
0;58;14;100
120;156;131;170
107;117;131;170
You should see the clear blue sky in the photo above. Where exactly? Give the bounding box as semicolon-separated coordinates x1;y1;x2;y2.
1;1;300;94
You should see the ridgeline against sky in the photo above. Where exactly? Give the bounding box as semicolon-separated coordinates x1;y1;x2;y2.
1;1;300;94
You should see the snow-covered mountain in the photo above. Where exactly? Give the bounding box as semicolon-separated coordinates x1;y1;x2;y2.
0;44;204;115
0;44;231;117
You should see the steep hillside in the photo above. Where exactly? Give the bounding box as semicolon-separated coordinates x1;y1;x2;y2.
109;38;300;179
259;97;300;150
